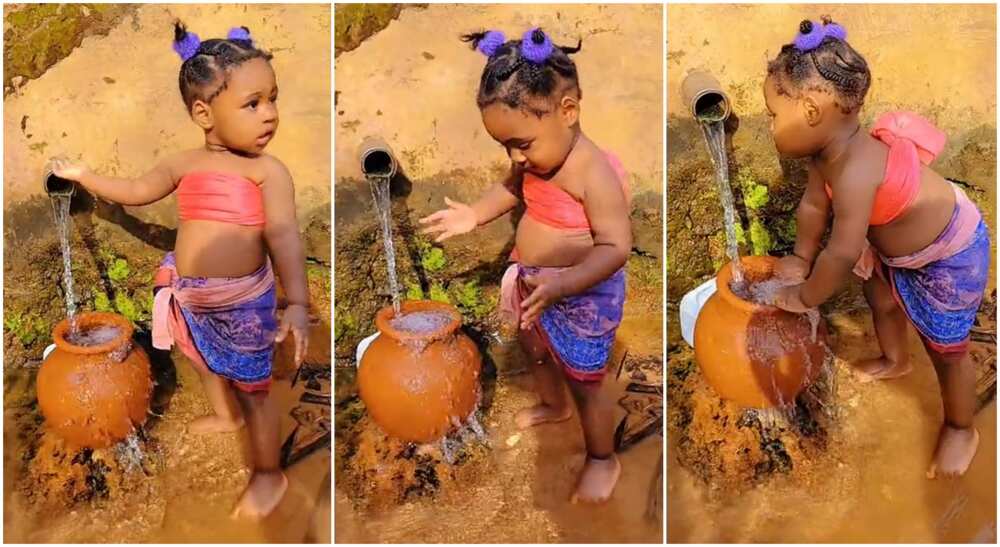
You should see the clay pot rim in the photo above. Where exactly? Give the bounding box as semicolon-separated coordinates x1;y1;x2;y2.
716;255;781;315
52;311;134;355
374;300;461;342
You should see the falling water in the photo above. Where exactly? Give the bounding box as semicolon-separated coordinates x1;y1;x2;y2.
49;194;78;332
368;174;401;313
698;119;744;283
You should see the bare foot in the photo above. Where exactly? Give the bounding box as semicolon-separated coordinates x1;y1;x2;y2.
571;454;621;504
231;471;289;520
927;426;980;479
188;415;245;434
515;403;573;429
853;357;913;383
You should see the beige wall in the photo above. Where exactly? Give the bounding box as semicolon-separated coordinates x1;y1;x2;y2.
334;3;664;194
3;4;331;220
668;3;996;134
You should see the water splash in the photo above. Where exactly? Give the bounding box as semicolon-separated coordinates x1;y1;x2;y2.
368;174;401;313
49;194;78;332
113;431;145;473
699;119;744;283
435;411;489;465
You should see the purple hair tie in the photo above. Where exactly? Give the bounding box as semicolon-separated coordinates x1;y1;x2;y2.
227;26;252;43
173;29;201;61
521;28;553;64
477;30;505;57
793;20;825;52
823;21;847;41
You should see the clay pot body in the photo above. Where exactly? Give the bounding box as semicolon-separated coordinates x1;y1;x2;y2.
37;312;153;448
358;300;482;443
693;256;827;408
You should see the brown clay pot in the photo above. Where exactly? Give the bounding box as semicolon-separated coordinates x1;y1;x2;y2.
358;300;482;443
693;256;827;408
36;312;153;448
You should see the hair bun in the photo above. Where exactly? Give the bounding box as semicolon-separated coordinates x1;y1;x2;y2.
521;27;554;64
227;26;252;43
799;20;813;34
172;21;201;61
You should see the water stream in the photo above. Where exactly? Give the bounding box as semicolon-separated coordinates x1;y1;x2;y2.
49;194;78;333
367;174;401;313
698;119;744;283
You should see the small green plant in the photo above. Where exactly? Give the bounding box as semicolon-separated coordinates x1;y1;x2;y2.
405;282;424;301
452;279;491;320
428;282;451;303
107;258;130;283
114;291;144;323
93;291;113;312
749;219;773;255
334;307;358;341
4;311;47;346
737;169;770;211
421;246;446;273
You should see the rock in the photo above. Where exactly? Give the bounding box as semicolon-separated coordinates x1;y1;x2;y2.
506;433;521;447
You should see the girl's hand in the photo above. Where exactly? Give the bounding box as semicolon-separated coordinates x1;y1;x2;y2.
775;255;810;282
520;271;565;329
47;156;88;182
772;284;811;314
418;197;477;242
276;304;310;367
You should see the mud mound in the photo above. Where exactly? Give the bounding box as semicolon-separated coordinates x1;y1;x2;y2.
667;348;832;496
335;405;489;512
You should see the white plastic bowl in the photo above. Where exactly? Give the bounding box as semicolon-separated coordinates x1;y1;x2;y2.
679;277;718;348
355;332;380;368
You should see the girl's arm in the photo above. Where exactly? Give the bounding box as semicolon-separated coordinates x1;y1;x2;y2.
472;164;521;225
792;162;832;266
260;157;310;365
419;164;520;241
796;174;875;307
49;156;179;206
519;164;631;325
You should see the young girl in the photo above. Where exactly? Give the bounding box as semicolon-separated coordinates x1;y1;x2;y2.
764;18;990;478
48;22;310;519
420;28;632;503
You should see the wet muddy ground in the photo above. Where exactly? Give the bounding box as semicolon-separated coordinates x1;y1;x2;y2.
335;309;663;543
667;293;997;543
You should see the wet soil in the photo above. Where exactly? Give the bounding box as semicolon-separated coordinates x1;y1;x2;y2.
667;302;997;542
335;317;663;543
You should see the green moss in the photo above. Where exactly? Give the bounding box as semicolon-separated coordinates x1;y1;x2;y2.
4;311;47;346
93;291;113;312
734;222;747;245
737;168;770;210
420;246;447;273
749;219;773;256
405;282;424;301
334;4;403;56
114;291;144;323
4;4;135;92
107;258;130;283
428;283;451;304
334;307;358;342
452;279;491;320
